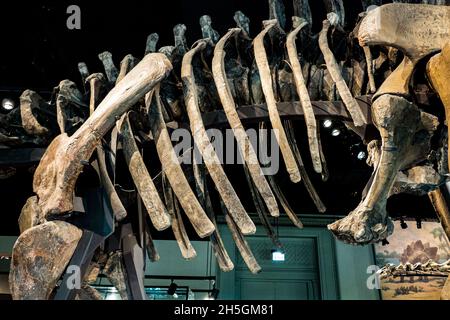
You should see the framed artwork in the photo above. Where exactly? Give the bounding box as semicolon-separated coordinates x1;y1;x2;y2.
375;221;450;300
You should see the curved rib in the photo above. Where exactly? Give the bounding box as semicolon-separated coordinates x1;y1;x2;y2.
253;20;301;183
147;85;215;238
319;19;366;127
181;40;256;235
119;113;171;231
212;28;279;217
286;18;322;174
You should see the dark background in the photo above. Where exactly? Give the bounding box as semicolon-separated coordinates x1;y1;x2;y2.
0;0;435;236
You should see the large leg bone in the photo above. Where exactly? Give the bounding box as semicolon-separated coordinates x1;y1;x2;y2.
182;40;255;235
148;86;215;237
119;113;171;231
9;221;82;300
213;28;279;217
254;20;301;183
328;95;422;244
427;43;450;172
319;18;366;126
287;17;322;174
33;53;172;217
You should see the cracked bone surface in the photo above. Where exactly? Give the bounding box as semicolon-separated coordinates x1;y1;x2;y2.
212;28;279;217
181;40;256;235
319;16;366;127
33;53;172;217
119;113;171;231
148;86;215;238
9;221;82;300
358;4;450;63
287;17;322;174
427;43;450;172
329;95;422;244
254;19;301;183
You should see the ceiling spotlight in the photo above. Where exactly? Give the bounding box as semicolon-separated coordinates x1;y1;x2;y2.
2;98;15;111
323;119;333;128
331;129;341;137
167;280;178;296
357;151;366;160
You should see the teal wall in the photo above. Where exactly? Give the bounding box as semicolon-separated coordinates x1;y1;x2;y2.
0;223;380;300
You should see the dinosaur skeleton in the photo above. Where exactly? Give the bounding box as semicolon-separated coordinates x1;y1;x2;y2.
4;0;450;299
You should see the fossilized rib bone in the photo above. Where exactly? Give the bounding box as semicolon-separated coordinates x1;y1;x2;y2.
33;53;172;217
87;73;127;222
328;95;422;244
319;16;366;127
212;28;279;217
116;54;139;85
162;172;197;260
119;113;171;231
148;86;215;238
182;40;256;235
254;19;301;183
286;17;322;174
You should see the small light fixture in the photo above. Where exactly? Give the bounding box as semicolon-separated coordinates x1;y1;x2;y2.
357;151;366;160
416;218;422;229
271;249;285;262
331;129;341;137
400;218;408;229
323;119;333;128
1;98;15;111
167;280;178;296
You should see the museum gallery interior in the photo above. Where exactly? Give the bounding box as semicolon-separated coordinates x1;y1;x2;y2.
0;0;450;301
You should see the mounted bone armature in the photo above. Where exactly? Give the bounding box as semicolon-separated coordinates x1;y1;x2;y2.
328;95;422;244
147;86;215;238
116;54;140;85
119;113;171;231
234;11;250;38
254;19;301;183
200;15;220;44
145;33;159;55
293;0;312;26
33;53;172;217
181;39;256;235
287;17;322;174
98;51;119;84
213;28;279;217
319;17;366;127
